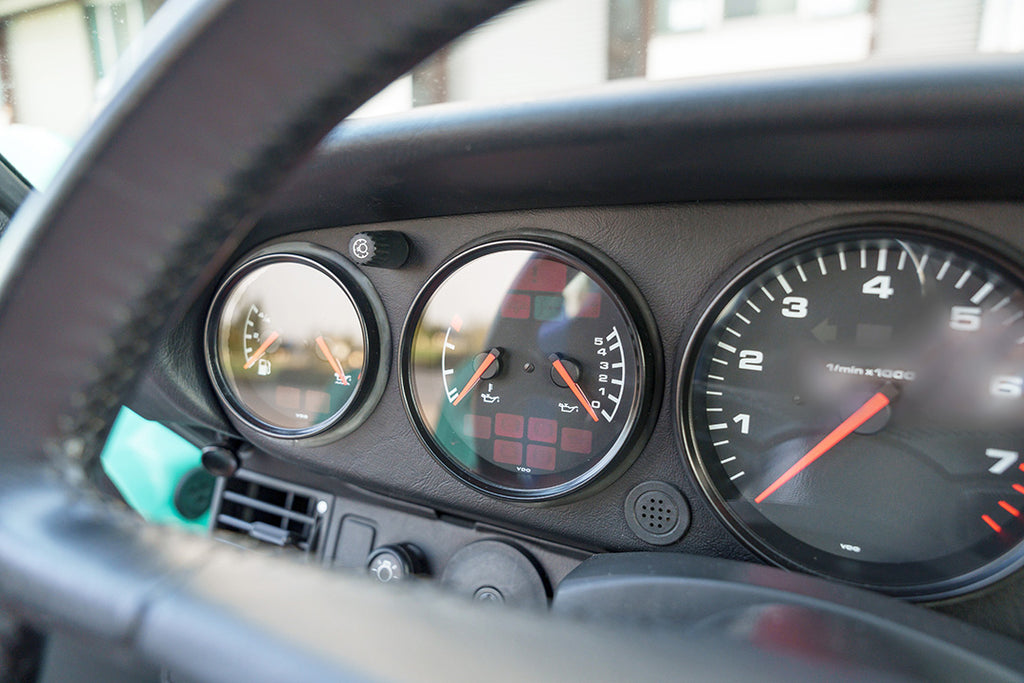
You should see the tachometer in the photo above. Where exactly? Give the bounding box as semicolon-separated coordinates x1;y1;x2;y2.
402;235;660;501
680;223;1024;598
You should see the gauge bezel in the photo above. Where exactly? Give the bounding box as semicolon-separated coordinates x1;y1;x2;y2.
400;233;662;503
205;243;389;440
677;214;1024;601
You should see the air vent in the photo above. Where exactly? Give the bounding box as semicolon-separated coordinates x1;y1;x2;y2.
213;470;331;555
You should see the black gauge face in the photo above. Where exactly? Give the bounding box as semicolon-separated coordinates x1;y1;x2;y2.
683;229;1024;598
402;238;657;501
207;253;375;437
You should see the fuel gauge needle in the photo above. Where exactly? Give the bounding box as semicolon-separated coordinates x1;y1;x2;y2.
550;354;599;422
315;335;349;385
755;384;898;504
243;331;279;369
452;348;501;406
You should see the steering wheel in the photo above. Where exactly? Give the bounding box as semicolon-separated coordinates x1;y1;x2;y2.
0;1;1022;680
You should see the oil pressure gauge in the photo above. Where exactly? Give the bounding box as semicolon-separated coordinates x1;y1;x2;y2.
401;235;660;502
206;244;388;439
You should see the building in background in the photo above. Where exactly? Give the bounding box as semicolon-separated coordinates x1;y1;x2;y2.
0;0;1020;139
0;0;162;142
358;0;1024;117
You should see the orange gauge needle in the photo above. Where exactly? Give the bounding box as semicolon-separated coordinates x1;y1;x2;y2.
243;331;280;369
315;336;349;385
452;348;501;406
755;384;897;504
549;354;600;422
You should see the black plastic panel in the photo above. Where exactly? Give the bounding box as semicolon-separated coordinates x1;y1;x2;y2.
140;201;1024;604
253;58;1024;237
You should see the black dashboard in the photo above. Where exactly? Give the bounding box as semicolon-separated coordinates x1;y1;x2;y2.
132;57;1024;641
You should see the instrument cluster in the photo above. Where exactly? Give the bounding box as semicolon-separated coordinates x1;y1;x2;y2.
203;214;1024;600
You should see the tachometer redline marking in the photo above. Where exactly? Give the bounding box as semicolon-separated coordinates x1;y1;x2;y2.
242;330;279;369
999;501;1021;517
1013;484;1024;496
754;387;895;504
983;515;1003;533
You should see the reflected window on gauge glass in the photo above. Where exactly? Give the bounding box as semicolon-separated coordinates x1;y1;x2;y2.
351;0;1024;119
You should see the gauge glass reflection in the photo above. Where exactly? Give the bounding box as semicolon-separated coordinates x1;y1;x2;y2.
683;230;1024;597
210;256;367;435
404;241;654;500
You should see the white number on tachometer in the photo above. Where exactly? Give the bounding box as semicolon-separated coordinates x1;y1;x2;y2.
862;275;895;300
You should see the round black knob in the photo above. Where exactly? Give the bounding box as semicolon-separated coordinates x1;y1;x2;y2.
173;467;216;520
367;544;427;583
201;443;240;477
348;231;410;269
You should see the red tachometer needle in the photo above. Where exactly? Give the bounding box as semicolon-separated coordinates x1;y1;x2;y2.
550;354;600;422
754;385;897;504
243;331;279;369
315;335;349;385
452;348;500;406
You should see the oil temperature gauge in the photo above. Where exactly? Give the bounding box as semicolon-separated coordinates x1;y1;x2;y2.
401;236;660;501
206;245;388;439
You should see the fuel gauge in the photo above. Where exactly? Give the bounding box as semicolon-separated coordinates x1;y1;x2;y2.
206;246;388;439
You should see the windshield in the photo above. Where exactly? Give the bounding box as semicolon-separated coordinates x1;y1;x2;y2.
352;0;1024;118
0;0;1021;182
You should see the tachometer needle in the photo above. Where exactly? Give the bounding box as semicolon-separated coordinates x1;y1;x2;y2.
315;335;349;385
755;384;898;504
452;348;501;406
243;331;280;369
549;354;600;422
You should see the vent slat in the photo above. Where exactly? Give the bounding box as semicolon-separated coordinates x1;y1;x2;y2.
221;490;317;525
250;522;292;546
216;515;253;532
